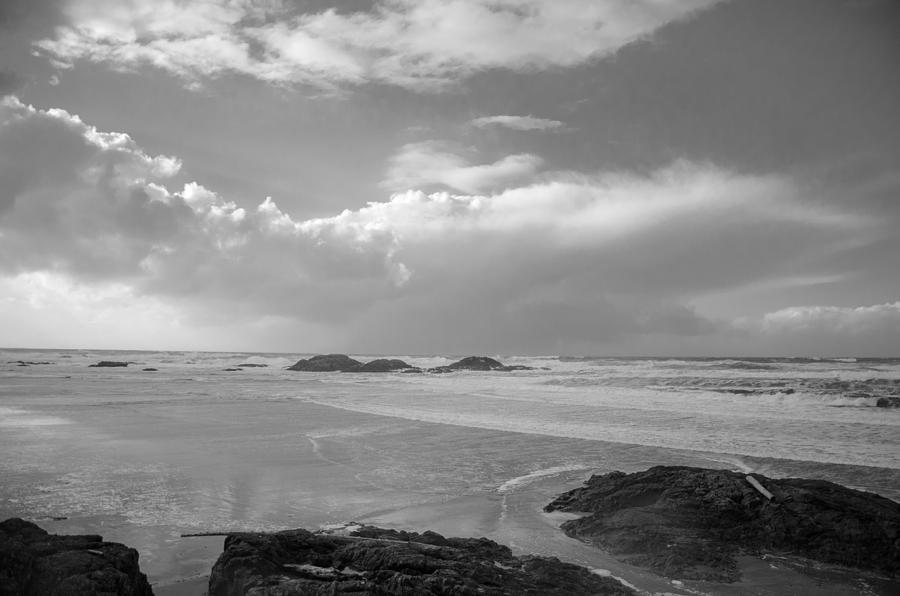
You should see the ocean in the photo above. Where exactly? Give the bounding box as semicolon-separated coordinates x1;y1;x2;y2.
2;349;899;595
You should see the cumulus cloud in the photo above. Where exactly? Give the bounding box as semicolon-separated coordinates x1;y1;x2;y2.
35;0;720;91
0;96;413;317
470;115;565;131
381;141;543;193
0;97;883;353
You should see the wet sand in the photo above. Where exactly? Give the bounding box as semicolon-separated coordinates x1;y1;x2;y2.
153;576;208;596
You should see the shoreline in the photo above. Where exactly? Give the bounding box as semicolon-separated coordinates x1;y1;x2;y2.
134;466;900;596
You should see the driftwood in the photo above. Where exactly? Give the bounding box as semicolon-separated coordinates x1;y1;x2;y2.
181;531;439;549
745;475;774;500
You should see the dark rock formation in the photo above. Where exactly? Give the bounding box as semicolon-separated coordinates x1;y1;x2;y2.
223;368;243;372
429;356;535;373
287;354;363;372
88;361;129;367
10;361;53;366
208;525;633;596
545;466;900;582
351;359;415;373
237;363;268;368
284;354;537;374
446;356;506;370
142;368;158;372
0;517;153;596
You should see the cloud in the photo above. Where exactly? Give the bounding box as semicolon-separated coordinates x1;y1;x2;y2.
0;97;883;353
35;0;720;91
730;303;900;356
0;96;412;320
470;115;565;131
381;141;543;193
756;303;900;336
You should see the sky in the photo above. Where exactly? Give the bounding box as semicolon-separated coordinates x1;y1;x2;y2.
1;0;899;356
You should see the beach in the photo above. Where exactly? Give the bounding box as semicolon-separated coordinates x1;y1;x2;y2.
2;349;899;595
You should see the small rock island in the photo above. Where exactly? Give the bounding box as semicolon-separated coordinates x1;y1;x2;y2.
286;354;533;373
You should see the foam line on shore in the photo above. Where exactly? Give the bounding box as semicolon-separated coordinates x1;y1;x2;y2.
0;407;71;427
300;397;900;470
497;465;590;493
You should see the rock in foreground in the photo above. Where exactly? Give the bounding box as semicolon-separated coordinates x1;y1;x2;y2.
0;517;153;595
88;360;129;367
209;525;633;596
545;466;900;582
287;354;363;372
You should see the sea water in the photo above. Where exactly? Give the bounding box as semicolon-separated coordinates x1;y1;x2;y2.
1;349;898;594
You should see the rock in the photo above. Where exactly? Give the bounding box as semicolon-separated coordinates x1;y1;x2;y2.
10;361;53;366
876;396;900;408
351;359;416;373
88;361;129;367
445;356;506;370
142;368;158;372
0;517;153;596
545;466;900;582
287;354;363;372
208;525;633;596
237;363;268;368
430;356;535;373
223;368;243;372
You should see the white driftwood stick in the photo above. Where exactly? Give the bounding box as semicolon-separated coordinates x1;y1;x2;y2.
746;475;774;500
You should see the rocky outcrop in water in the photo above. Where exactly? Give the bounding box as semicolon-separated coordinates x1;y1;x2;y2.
286;354;534;374
545;466;900;582
89;361;130;367
208;525;633;596
351;358;415;373
287;354;364;372
0;518;153;596
429;356;535;373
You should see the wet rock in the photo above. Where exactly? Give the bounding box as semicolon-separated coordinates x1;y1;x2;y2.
142;368;158;372
237;363;268;368
445;356;507;370
88;361;129;367
876;396;900;408
223;368;243;372
351;358;416;373
0;517;153;596
545;466;900;582
208;525;634;596
287;354;363;372
429;356;535;373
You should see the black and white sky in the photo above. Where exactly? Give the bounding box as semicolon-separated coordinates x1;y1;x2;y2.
1;0;899;355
